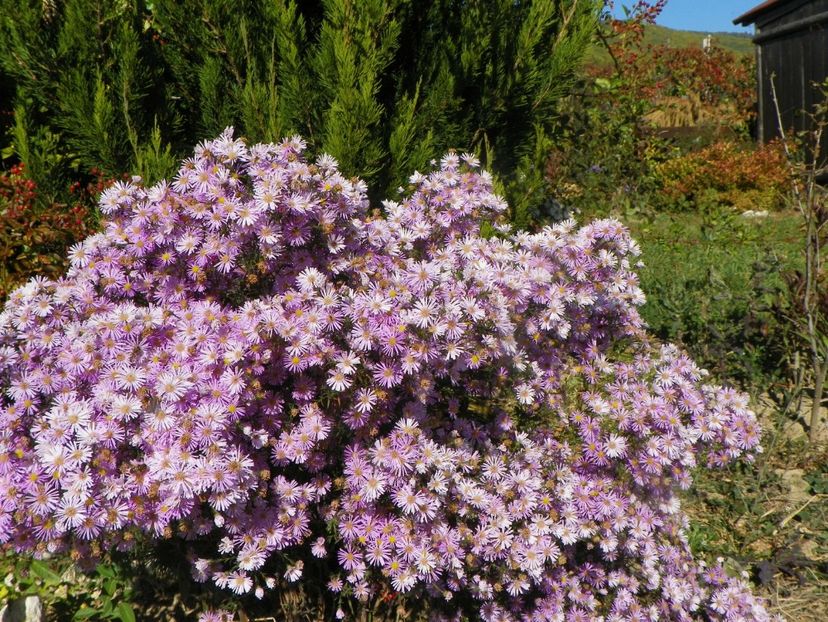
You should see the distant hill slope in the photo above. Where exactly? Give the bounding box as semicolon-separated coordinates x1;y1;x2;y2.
585;24;754;68
645;24;754;54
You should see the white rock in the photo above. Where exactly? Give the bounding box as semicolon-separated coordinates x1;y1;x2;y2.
0;596;43;622
774;468;811;504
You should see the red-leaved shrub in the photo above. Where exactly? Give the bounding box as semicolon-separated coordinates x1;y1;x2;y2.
0;164;104;300
654;141;792;211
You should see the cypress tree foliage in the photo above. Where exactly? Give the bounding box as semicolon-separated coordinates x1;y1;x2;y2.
1;0;598;225
0;0;179;195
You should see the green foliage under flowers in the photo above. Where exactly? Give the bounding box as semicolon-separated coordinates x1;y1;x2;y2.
1;537;255;621
0;554;136;622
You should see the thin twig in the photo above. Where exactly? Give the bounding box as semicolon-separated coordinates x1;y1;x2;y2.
779;495;820;529
769;73;828;442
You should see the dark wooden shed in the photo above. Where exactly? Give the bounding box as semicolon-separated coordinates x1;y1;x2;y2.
734;0;828;158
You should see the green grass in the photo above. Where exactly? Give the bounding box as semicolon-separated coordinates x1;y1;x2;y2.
626;206;802;389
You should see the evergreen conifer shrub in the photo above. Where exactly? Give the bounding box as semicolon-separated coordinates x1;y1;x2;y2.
0;0;598;226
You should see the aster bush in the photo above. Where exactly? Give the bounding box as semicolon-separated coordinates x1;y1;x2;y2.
0;129;778;621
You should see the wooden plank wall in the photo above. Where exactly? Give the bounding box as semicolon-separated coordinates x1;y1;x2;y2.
755;0;828;164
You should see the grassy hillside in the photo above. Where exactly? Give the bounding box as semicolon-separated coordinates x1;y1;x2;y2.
586;23;754;68
646;24;754;54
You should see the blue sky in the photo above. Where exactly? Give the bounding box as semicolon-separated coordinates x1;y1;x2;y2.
614;1;760;33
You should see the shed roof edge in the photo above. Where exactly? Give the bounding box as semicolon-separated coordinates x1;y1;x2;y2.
734;0;790;25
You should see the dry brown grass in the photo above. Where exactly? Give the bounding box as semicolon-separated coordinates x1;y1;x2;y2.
685;397;828;622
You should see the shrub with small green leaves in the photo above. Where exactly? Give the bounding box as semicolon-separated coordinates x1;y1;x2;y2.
0;554;136;622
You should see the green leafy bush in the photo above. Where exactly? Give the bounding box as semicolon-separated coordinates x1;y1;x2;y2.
0;554;136;622
0;1;171;197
